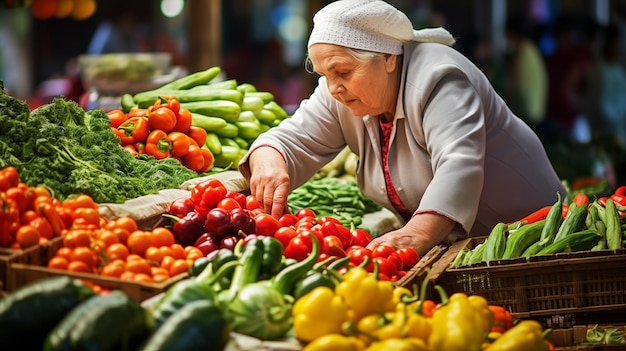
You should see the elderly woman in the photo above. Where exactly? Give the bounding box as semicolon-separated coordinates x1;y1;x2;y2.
239;0;566;256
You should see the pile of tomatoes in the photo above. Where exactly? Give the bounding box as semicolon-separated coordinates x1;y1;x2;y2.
107;96;214;173
168;178;421;282
0;166;71;249
47;215;204;284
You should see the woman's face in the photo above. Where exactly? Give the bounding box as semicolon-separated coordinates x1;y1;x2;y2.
308;44;399;118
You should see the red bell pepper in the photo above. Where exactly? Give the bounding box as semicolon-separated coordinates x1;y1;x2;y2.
190;178;227;217
145;129;171;160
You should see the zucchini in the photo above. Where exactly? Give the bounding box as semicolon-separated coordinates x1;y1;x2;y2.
535;229;600;255
139;300;229;351
120;93;137;113
44;291;154;351
213;145;245;169
191;112;228;132
181;100;241;123
159;66;221;90
0;277;96;351
134;89;244;108
501;219;546;259
465;242;487;265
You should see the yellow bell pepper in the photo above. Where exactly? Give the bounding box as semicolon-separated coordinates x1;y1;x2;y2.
366;337;427;351
484;320;550;351
427;286;494;351
302;333;365;351
335;267;394;320
292;286;350;343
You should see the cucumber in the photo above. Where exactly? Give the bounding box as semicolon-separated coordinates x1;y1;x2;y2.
204;132;223;155
134;88;244;109
244;91;275;104
237;83;257;93
241;96;265;113
44;291;154;351
536;229;601;255
483;222;508;261
235;120;262;139
255;109;276;125
264;101;288;119
159;66;221;90
213;145;244;169
191;112;228;132
0;276;96;351
181;101;241;123
214;123;239;138
120;93;137;113
151;278;217;327
200;78;238;90
139;300;229;351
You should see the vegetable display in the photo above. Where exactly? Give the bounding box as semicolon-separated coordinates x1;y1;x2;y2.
0;83;199;204
119;66;290;171
450;190;626;267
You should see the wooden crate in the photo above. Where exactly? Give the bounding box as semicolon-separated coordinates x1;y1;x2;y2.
550;324;626;350
9;263;187;302
0;237;64;292
418;237;626;328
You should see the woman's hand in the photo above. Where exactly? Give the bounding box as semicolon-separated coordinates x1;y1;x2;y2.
248;147;291;218
366;212;457;257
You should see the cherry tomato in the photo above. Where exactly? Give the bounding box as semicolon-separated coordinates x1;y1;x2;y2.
284;235;312;261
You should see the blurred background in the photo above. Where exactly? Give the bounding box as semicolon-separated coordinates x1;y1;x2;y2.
1;0;626;187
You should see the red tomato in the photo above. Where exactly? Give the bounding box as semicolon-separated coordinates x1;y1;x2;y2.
173;107;192;133
274;226;298;247
572;193;590;206
386;251;404;271
284;235;311;261
295;208;316;219
397;247;420;270
216;197;242;212
372;257;398;277
347;246;372;267
245;195;262;211
225;191;247;209
254;213;281;237
278;213;299;228
371;244;396;258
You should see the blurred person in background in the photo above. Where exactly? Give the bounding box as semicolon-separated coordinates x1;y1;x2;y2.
503;16;549;137
584;24;626;147
239;0;566;256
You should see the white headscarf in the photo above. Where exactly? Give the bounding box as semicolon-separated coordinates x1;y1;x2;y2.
307;0;456;55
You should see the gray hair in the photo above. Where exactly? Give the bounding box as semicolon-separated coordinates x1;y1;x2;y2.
304;47;387;74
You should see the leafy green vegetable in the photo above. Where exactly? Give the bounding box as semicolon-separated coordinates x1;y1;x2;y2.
0;82;201;203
